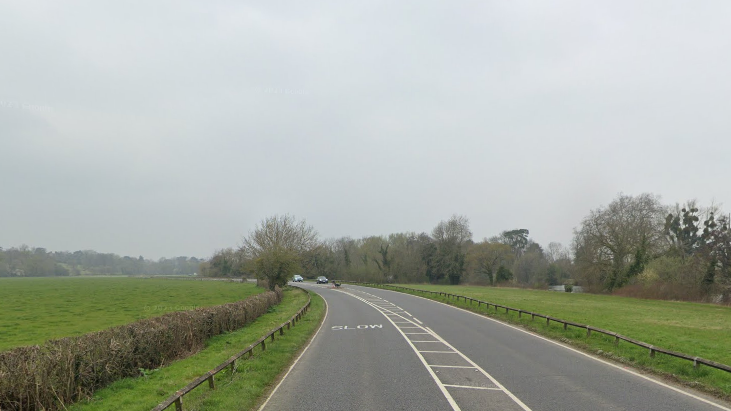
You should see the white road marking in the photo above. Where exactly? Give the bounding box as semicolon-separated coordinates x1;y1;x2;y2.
413;317;424;324
443;385;502;391
419;351;458;354
341;290;532;411
366;286;731;411
429;365;477;369
403;311;413;316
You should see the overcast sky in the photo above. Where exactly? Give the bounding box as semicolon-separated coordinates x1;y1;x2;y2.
2;1;730;259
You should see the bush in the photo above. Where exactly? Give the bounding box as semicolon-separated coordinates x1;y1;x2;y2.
0;289;282;411
564;284;573;293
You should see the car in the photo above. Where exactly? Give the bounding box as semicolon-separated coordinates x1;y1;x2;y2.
292;275;303;282
316;276;328;284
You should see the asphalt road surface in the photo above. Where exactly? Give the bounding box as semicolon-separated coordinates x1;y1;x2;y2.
259;283;731;411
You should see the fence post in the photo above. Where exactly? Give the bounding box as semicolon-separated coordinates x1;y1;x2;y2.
208;374;215;390
694;357;699;369
230;360;237;373
271;333;275;342
280;327;284;336
614;335;619;346
262;340;266;351
563;322;568;330
175;397;183;411
586;328;591;338
547;317;550;326
650;346;655;358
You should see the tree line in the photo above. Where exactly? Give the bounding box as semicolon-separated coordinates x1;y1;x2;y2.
201;215;574;292
0;246;201;277
204;192;730;303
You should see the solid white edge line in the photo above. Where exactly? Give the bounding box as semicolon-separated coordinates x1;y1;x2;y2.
257;294;328;411
366;286;731;411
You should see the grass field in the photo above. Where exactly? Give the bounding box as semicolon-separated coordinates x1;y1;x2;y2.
69;287;325;411
387;283;731;397
0;277;262;351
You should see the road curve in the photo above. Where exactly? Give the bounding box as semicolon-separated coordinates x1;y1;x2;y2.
259;283;731;411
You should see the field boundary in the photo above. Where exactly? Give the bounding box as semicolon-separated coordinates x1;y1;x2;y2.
151;286;312;411
347;282;731;375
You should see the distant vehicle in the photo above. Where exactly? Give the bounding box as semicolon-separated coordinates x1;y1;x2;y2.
293;275;303;282
316;276;328;284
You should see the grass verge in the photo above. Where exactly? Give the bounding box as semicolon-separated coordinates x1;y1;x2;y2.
0;277;261;350
69;287;326;411
373;283;731;399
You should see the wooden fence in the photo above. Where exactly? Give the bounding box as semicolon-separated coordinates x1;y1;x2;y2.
151;286;312;411
347;282;731;374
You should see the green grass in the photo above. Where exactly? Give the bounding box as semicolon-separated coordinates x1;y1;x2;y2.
0;277;262;350
69;287;325;411
383;283;731;398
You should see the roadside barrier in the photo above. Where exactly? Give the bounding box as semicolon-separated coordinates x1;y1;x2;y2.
151;286;312;411
346;282;731;375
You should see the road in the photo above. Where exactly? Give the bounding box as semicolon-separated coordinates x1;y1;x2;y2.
259;283;731;411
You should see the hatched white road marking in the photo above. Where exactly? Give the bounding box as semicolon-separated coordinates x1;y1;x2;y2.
355;285;731;411
339;288;532;411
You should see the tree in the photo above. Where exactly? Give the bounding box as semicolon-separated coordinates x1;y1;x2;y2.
432;215;472;284
573;193;666;291
466;241;513;285
513;242;548;285
241;215;319;290
494;229;530;256
495;265;513;283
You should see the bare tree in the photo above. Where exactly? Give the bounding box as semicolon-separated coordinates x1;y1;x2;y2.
241;215;319;290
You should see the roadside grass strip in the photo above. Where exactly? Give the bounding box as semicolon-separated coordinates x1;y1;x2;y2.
69;289;326;411
360;283;731;400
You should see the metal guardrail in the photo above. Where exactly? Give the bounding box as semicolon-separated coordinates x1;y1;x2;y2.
347;282;731;374
151;286;312;411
